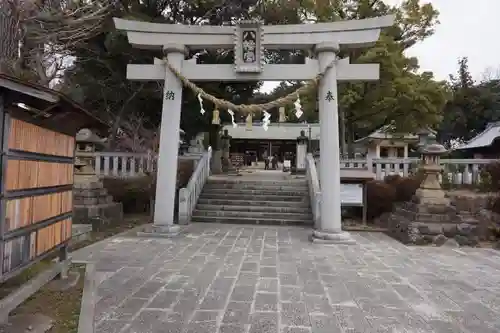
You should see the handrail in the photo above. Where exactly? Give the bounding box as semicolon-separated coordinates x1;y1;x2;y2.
305;153;321;228
178;147;212;224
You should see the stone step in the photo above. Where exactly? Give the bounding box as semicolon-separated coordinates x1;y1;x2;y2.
203;183;308;191
74;188;108;197
74;195;113;205
206;179;306;186
73;202;124;224
201;188;308;196
193;209;312;220
191;215;313;226
196;204;311;214
459;216;479;224
198;193;308;202
197;198;310;208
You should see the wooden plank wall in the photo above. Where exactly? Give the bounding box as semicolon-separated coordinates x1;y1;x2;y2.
2;118;75;275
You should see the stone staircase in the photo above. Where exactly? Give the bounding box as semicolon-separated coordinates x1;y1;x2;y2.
191;177;313;225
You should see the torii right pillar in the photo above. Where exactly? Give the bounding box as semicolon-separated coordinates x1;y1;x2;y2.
312;42;355;244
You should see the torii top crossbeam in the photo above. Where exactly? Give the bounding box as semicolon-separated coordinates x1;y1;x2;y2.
114;16;394;50
114;16;394;82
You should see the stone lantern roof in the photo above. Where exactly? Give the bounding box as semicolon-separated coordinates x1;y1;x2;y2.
421;143;447;155
76;128;106;145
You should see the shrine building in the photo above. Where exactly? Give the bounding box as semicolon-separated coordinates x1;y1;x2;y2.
222;122;320;160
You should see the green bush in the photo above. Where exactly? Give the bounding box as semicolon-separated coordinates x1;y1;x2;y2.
366;180;397;220
103;176;153;214
102;159;195;215
383;174;401;187
383;174;420;202
482;162;500;191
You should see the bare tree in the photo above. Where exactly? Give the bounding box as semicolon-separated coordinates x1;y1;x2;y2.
0;0;22;72
481;66;500;83
1;0;112;85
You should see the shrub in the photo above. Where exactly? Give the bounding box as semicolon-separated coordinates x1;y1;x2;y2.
103;176;153;214
383;174;401;187
383;174;420;202
177;159;195;188
482;162;500;191
102;159;195;215
366;180;397;220
395;176;420;202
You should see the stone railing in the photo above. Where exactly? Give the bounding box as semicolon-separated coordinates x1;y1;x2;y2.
76;151;203;177
306;153;321;228
178;147;212;224
336;157;496;185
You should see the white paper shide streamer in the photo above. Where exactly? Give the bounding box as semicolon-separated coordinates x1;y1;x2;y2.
262;111;271;131
197;93;205;115
294;95;303;119
227;109;237;128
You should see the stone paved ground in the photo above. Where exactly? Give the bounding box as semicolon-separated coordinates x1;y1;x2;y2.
72;223;500;333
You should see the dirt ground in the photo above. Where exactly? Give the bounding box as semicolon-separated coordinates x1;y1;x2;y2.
9;265;85;333
69;213;150;252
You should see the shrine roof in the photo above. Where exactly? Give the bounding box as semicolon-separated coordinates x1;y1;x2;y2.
455;122;500;150
355;125;436;143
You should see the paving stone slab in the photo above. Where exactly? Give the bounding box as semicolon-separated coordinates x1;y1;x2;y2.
70;223;500;333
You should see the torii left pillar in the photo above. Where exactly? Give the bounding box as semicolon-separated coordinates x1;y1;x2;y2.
150;44;186;235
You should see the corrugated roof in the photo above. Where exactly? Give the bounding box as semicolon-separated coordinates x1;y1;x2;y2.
456;122;500;150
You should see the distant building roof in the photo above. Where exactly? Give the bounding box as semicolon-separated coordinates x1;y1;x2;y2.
355;125;436;143
456;121;500;150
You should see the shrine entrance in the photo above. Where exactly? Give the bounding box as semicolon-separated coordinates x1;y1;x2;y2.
114;15;394;243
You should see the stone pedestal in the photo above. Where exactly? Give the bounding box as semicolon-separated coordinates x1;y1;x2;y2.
73;181;123;230
296;130;308;174
221;129;234;173
386;144;480;246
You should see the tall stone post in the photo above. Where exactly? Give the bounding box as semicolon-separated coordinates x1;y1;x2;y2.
296;130;308;174
312;42;355;244
221;129;232;172
151;44;186;235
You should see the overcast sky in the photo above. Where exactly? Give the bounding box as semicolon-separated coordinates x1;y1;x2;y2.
262;0;500;92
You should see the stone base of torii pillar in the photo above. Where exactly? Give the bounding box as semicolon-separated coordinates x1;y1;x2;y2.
310;230;357;244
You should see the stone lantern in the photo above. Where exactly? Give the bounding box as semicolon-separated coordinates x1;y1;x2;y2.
416;143;448;205
74;128;105;182
296;130;309;173
73;129;124;228
416;128;437;150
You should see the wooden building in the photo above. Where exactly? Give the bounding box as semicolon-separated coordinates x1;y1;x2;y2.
355;125;436;158
0;74;108;282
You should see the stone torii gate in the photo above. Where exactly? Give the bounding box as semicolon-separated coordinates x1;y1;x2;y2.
114;15;394;243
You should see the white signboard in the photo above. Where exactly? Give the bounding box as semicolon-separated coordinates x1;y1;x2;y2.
284;160;291;168
340;184;363;205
